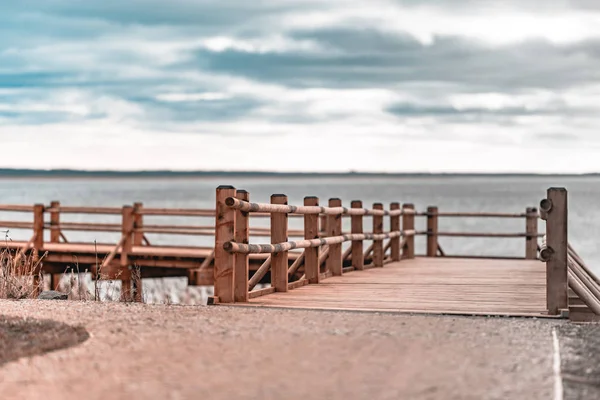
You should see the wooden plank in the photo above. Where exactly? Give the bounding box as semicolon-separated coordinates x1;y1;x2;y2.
249;286;276;299
545;188;568;314
234;190;250;302
271;194;288;292
304;196;320;284
327;198;343;276
214;185;237;304
372;203;384;267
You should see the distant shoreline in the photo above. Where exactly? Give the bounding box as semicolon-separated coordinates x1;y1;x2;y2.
0;169;596;178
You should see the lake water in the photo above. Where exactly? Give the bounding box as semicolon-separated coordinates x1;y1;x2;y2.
0;175;598;302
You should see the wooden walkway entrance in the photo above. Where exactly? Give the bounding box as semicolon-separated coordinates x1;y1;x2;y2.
240;257;549;317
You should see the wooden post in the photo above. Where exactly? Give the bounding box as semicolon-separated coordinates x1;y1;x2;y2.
120;206;139;302
525;207;538;260
33;204;44;251
133;202;144;246
542;188;568;315
49;201;61;290
271;194;288;292
373;203;384;267
304;197;320;284
426;206;439;257
234;190;249;302
402;204;415;259
214;185;236;303
351;200;364;270
32;204;44;295
327;198;343;276
390;202;400;261
49;201;60;243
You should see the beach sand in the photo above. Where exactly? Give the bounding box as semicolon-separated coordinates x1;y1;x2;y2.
0;300;566;399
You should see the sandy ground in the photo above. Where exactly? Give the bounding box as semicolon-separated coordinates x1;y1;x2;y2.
0;300;561;400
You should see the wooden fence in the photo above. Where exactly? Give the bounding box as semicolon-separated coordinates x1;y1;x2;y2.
211;185;542;304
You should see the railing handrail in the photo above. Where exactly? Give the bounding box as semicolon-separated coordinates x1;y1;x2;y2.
225;197;407;216
224;230;413;254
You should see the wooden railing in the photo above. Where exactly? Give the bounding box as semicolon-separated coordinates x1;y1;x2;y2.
421;207;542;259
212;186;417;304
539;187;600;317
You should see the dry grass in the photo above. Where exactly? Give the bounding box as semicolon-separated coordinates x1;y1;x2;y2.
0;247;43;299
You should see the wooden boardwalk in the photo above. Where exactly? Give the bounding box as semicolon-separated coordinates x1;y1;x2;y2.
239;257;550;317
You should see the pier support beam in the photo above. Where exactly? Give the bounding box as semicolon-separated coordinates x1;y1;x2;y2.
541;188;568;315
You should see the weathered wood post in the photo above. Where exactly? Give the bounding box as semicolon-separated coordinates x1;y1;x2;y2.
390;202;401;262
539;188;568;315
351;200;364;270
213;185;236;304
373;203;384;267
525;207;538;260
234;190;249;302
426;206;439;257
271;194;288;292
32;204;45;295
49;201;61;290
120;206;140;302
133;202;144;246
304;197;320;284
402;204;415;259
327;198;343;276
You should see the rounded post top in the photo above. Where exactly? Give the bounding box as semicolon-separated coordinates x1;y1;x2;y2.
304;196;318;200
390;202;400;207
351;200;363;207
373;202;383;208
217;185;236;190
403;203;415;208
271;193;287;198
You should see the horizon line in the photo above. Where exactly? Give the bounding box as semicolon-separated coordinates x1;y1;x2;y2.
0;168;595;177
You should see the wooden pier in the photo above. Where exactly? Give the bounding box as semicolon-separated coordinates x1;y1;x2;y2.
2;186;600;320
211;186;600;321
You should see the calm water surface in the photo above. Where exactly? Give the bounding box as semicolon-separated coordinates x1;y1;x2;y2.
0;176;598;275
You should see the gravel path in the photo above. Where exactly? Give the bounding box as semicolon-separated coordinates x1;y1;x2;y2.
0;300;560;400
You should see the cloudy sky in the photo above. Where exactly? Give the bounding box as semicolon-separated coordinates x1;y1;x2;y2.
1;1;599;172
